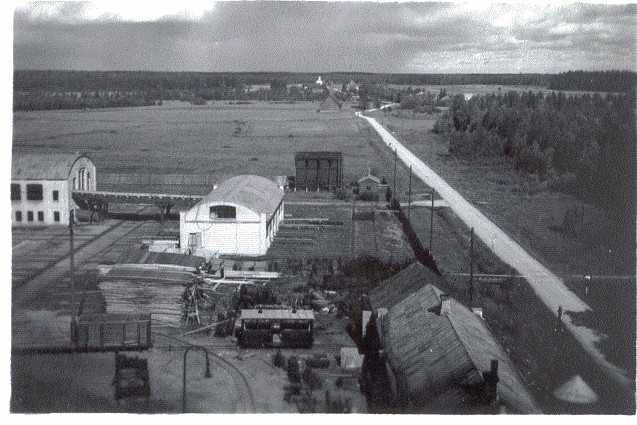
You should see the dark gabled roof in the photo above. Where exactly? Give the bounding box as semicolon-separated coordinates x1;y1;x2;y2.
368;262;446;311
380;286;541;414
12;153;92;180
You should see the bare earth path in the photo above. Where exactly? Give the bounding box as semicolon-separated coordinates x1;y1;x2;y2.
357;111;634;393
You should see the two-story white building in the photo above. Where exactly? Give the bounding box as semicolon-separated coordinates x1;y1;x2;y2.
11;153;97;226
179;175;284;257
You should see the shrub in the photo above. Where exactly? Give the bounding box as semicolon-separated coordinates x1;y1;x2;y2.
274;350;285;368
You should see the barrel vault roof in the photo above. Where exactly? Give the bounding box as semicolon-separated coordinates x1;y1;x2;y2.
12;153;92;180
197;175;284;217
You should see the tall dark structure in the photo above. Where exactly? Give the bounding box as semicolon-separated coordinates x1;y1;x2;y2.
294;151;343;190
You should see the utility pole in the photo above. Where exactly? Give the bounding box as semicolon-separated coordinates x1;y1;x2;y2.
407;165;412;220
69;209;77;344
469;227;475;306
393;148;397;201
429;188;435;251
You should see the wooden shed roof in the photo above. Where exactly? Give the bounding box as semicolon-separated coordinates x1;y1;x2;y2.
380;286;541;413
12;153;92;180
368;262;446;311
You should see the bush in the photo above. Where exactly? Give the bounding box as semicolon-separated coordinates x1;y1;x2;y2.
302;367;322;392
287;357;301;383
274;350;285;368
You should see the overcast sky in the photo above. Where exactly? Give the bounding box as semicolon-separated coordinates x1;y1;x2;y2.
12;1;637;73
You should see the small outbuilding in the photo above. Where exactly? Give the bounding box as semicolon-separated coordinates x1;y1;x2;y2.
11;153;97;226
179;175;284;257
357;171;386;200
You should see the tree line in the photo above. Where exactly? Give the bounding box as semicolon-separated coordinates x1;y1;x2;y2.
548;70;636;93
432;89;636;243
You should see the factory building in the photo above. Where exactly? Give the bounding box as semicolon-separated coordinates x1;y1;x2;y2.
11;153;97;226
179;175;284;257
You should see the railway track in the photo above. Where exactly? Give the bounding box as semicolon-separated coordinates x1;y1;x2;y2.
12;210;149;309
153;333;257;413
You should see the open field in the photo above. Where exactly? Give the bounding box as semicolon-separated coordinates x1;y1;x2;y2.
13;100;429;196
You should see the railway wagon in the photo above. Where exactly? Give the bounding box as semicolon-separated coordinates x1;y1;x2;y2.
294;151;343;190
237;308;315;349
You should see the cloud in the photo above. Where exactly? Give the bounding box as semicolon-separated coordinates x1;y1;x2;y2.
13;1;637;73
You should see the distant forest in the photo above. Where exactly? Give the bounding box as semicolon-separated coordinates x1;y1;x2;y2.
13;70;636;111
432;89;636;245
13;70;552;92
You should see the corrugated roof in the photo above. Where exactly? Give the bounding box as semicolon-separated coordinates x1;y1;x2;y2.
12;153;91;180
240;309;315;321
197;175;283;217
369;262;446;311
380;286;541;413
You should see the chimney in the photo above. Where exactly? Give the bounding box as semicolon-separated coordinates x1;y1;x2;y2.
440;294;451;315
482;359;500;405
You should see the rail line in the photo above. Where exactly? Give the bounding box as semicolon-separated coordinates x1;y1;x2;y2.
153;332;257;413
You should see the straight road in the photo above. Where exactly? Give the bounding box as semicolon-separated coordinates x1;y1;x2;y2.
357;111;634;392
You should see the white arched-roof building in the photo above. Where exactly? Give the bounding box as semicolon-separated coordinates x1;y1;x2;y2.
11;153;96;226
179;175;284;257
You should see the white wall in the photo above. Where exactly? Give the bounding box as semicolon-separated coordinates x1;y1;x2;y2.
11;156;97;227
180;201;284;257
12;180;69;226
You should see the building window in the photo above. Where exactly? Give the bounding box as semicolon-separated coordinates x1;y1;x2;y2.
26;184;43;201
16;211;22;222
209;205;236;219
27;211;33;222
54;211;60;222
53;190;59;201
11;183;21;201
37;211;44;222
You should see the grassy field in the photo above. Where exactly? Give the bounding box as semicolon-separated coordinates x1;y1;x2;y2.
13;100;429;196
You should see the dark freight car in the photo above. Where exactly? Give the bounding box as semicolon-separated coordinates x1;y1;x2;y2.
294;151;343;190
237;308;315;348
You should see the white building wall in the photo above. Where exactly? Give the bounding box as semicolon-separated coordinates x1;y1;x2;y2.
11;156;97;227
12;180;69;226
180;203;267;256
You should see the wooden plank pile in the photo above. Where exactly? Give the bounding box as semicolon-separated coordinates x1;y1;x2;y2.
99;280;184;326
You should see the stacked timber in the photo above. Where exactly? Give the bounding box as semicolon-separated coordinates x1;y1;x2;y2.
99;280;184;325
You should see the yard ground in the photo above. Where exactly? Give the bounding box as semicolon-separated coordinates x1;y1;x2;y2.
11;196;388;413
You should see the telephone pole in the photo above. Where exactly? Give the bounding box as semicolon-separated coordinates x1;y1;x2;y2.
69;209;77;343
393;148;397;201
429;188;435;251
469;227;475;306
407;165;412;220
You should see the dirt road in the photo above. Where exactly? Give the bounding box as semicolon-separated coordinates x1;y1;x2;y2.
357;111;634;393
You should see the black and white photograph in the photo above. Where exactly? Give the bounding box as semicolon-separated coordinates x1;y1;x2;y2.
7;0;636;415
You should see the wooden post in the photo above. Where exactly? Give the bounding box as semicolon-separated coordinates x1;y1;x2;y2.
470;227;475;306
407;165;412;220
69;209;77;343
393;149;397;201
429;189;435;251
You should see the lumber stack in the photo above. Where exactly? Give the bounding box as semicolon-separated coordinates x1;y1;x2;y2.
99;280;184;325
